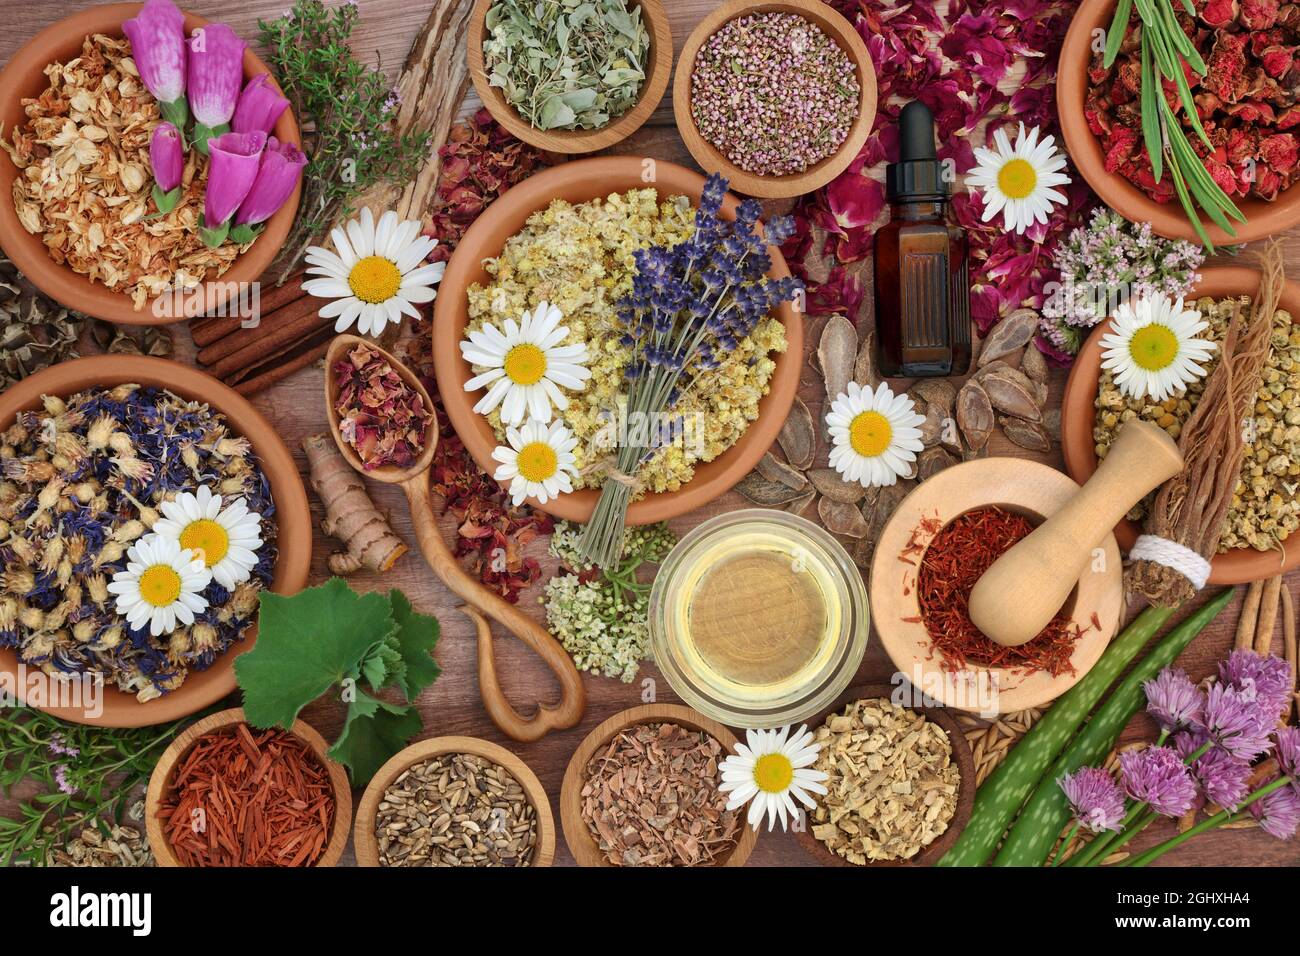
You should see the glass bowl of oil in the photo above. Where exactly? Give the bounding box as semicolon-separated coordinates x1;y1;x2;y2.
650;510;869;728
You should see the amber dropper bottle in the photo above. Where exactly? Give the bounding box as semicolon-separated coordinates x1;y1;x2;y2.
874;100;971;377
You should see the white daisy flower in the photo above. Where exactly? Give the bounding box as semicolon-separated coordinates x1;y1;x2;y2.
966;122;1072;234
826;382;925;488
1100;293;1216;402
107;535;211;637
460;301;591;426
491;419;579;506
150;485;264;590
720;725;829;832
302;207;445;337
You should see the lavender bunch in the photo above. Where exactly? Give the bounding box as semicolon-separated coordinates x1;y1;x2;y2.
1040;208;1203;359
1057;650;1298;867
577;174;802;568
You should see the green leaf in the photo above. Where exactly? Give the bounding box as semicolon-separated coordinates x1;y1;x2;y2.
539;98;577;130
1165;146;1215;250
387;589;441;701
1140;34;1163;183
236;578;396;729
1103;0;1132;68
328;691;423;784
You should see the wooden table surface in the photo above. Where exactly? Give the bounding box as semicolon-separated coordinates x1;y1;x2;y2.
2;0;1298;868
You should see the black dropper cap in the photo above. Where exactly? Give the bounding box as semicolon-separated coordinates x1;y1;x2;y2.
886;100;948;202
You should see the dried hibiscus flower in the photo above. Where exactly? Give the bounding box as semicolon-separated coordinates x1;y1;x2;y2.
333;343;431;470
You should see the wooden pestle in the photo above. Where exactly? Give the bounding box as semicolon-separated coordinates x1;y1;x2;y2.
968;420;1183;647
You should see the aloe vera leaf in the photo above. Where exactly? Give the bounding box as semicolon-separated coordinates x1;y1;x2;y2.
991;589;1234;866
1104;0;1133;68
936;605;1176;868
1140;35;1163;183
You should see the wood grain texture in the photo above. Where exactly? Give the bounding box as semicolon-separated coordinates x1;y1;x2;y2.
0;0;1297;869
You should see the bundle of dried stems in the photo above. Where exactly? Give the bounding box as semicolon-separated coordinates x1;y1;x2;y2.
1127;242;1284;606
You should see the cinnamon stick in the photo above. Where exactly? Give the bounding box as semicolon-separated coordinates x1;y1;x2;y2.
224;325;335;395
197;294;322;366
190;272;308;347
205;297;328;380
231;340;331;396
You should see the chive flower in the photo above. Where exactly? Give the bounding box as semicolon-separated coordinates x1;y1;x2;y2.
1218;650;1294;724
1248;783;1300;840
1142;666;1204;733
1201;682;1275;762
1174;730;1252;812
1058;766;1125;833
1119;746;1198;818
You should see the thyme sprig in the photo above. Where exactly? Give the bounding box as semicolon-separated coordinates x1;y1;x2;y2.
0;709;194;866
257;0;432;283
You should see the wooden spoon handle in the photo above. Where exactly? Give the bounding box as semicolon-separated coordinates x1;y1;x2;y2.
403;477;586;741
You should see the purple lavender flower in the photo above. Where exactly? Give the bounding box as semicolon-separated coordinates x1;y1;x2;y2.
1120;746;1199;818
1143;667;1204;733
231;73;290;136
200;130;266;245
54;763;75;795
1248;782;1300;839
1058;767;1126;833
187;22;248;153
46;733;79;758
1174;730;1252;811
1201;682;1275;761
122;0;188;129
1219;650;1293;723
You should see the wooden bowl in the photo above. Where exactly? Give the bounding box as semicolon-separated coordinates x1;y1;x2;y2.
432;156;803;525
0;3;302;324
0;355;312;727
559;703;758;867
792;683;976;867
869;459;1123;714
353;735;556;868
1058;0;1300;244
672;0;876;199
466;0;672;154
1060;265;1300;584
145;708;351;867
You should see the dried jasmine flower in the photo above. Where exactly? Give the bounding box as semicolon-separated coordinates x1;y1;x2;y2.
0;256;85;389
332;343;432;471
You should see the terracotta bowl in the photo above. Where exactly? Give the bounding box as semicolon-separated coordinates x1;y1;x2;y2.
792;683;976;867
0;3;302;324
1061;265;1300;584
353;735;556;868
673;0;876;199
145;708;352;867
432;156;803;525
1058;0;1300;244
467;0;672;154
869;458;1122;714
0;355;312;727
559;703;758;867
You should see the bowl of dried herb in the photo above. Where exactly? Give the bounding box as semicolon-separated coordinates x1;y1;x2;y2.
466;0;673;154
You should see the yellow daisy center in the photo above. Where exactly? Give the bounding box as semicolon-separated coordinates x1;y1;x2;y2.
753;753;794;794
1129;324;1180;371
180;519;229;567
347;256;402;304
138;565;181;608
504;344;547;385
849;410;893;458
998;158;1038;200
516;442;558;482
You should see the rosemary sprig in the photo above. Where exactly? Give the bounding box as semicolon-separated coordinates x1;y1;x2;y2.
256;0;433;284
1106;0;1244;250
0;709;194;866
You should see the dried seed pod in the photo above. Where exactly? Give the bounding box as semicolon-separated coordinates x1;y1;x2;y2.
977;308;1039;367
736;472;805;507
819;496;870;538
1000;416;1052;453
785;489;816;516
808;467;868;503
1043;408;1062;442
1021;342;1049;384
853;329;880;388
777;398;816;470
818;315;857;407
956;380;995;451
981;365;1042;422
916;446;959;480
911;379;956;419
756;451;808;491
917;400;945;448
142;327;173;358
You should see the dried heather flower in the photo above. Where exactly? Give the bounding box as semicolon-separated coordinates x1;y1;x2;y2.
1058;766;1126;833
1143;666;1204;733
1119;746;1198;818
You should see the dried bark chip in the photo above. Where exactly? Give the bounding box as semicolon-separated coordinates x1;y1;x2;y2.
756;450;808;490
981;365;1042;422
911;379;956;419
776;397;816;470
736;472;805;507
917;400;945;448
977;308;1040;367
818;314;858;407
1043;407;1062;441
819;496;871;538
956;380;995;451
785;489;817;516
917;446;959;481
853;329;881;388
808;467;868;503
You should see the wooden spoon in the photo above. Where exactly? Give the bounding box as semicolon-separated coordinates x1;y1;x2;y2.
323;334;585;741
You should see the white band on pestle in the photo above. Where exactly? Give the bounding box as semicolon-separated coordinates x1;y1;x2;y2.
1129;534;1212;591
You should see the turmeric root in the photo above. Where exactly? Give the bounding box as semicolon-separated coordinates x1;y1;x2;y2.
301;433;407;574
